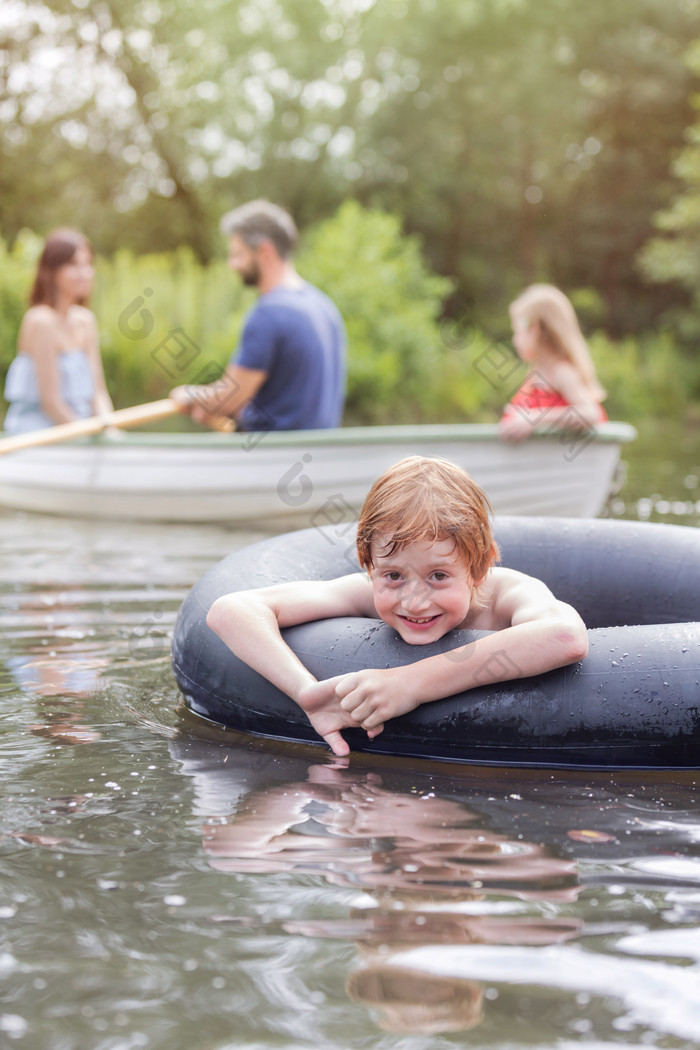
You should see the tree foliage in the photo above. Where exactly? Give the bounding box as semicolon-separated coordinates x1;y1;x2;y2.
638;33;700;333
1;0;698;337
297;201;456;422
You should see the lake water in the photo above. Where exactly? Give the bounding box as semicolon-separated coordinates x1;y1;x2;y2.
0;425;699;1049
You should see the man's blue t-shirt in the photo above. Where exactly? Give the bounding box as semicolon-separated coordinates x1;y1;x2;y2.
231;282;346;431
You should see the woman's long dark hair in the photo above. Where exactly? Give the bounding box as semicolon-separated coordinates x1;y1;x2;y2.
30;229;93;307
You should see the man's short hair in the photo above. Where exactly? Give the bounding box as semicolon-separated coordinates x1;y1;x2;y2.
219;200;298;258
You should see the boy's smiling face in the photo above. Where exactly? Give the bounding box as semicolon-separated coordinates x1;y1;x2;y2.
368;536;477;645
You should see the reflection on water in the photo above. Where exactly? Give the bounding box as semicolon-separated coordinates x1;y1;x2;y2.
184;747;582;1035
606;418;700;525
0;493;698;1049
173;733;700;1043
7;594;106;744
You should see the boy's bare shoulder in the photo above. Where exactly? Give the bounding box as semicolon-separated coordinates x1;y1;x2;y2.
471;567;560;629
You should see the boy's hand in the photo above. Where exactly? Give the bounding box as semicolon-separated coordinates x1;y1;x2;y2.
334;666;420;730
297;678;382;757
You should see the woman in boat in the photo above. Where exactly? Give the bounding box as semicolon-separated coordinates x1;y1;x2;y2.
3;228;113;434
499;283;607;442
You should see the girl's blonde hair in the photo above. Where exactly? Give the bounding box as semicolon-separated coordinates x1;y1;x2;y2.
509;283;605;400
356;456;499;582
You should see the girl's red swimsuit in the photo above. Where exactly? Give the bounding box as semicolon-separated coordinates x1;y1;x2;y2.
501;382;608;421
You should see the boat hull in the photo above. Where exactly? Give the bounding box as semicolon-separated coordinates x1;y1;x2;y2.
0;422;636;523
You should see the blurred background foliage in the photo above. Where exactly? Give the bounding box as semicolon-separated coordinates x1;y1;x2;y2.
2;0;700;425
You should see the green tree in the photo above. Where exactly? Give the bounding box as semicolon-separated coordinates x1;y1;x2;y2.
546;1;698;336
637;34;700;334
345;0;697;335
1;0;697;337
0;0;358;256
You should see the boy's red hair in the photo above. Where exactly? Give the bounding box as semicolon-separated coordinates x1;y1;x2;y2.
356;456;499;581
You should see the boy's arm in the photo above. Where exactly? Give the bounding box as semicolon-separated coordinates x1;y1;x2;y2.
206;575;377;756
333;569;588;730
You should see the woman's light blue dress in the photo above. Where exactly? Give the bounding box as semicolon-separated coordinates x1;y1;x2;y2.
3;351;95;434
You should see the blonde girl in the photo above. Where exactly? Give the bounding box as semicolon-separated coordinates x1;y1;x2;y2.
500;283;606;442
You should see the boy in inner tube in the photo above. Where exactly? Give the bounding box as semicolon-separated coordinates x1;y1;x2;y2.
207;456;588;757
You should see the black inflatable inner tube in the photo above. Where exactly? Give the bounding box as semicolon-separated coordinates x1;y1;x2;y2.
171;516;700;769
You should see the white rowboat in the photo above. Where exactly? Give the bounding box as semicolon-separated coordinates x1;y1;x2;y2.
0;421;636;525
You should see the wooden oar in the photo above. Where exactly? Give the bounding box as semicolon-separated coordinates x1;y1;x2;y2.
0;398;182;456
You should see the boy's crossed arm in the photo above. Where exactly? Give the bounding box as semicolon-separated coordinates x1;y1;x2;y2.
206;569;588;758
206;576;380;756
324;569;588;738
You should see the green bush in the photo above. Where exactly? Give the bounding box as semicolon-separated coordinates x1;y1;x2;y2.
297;201;456;423
589;328;698;422
0;229;42;375
92;247;247;406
